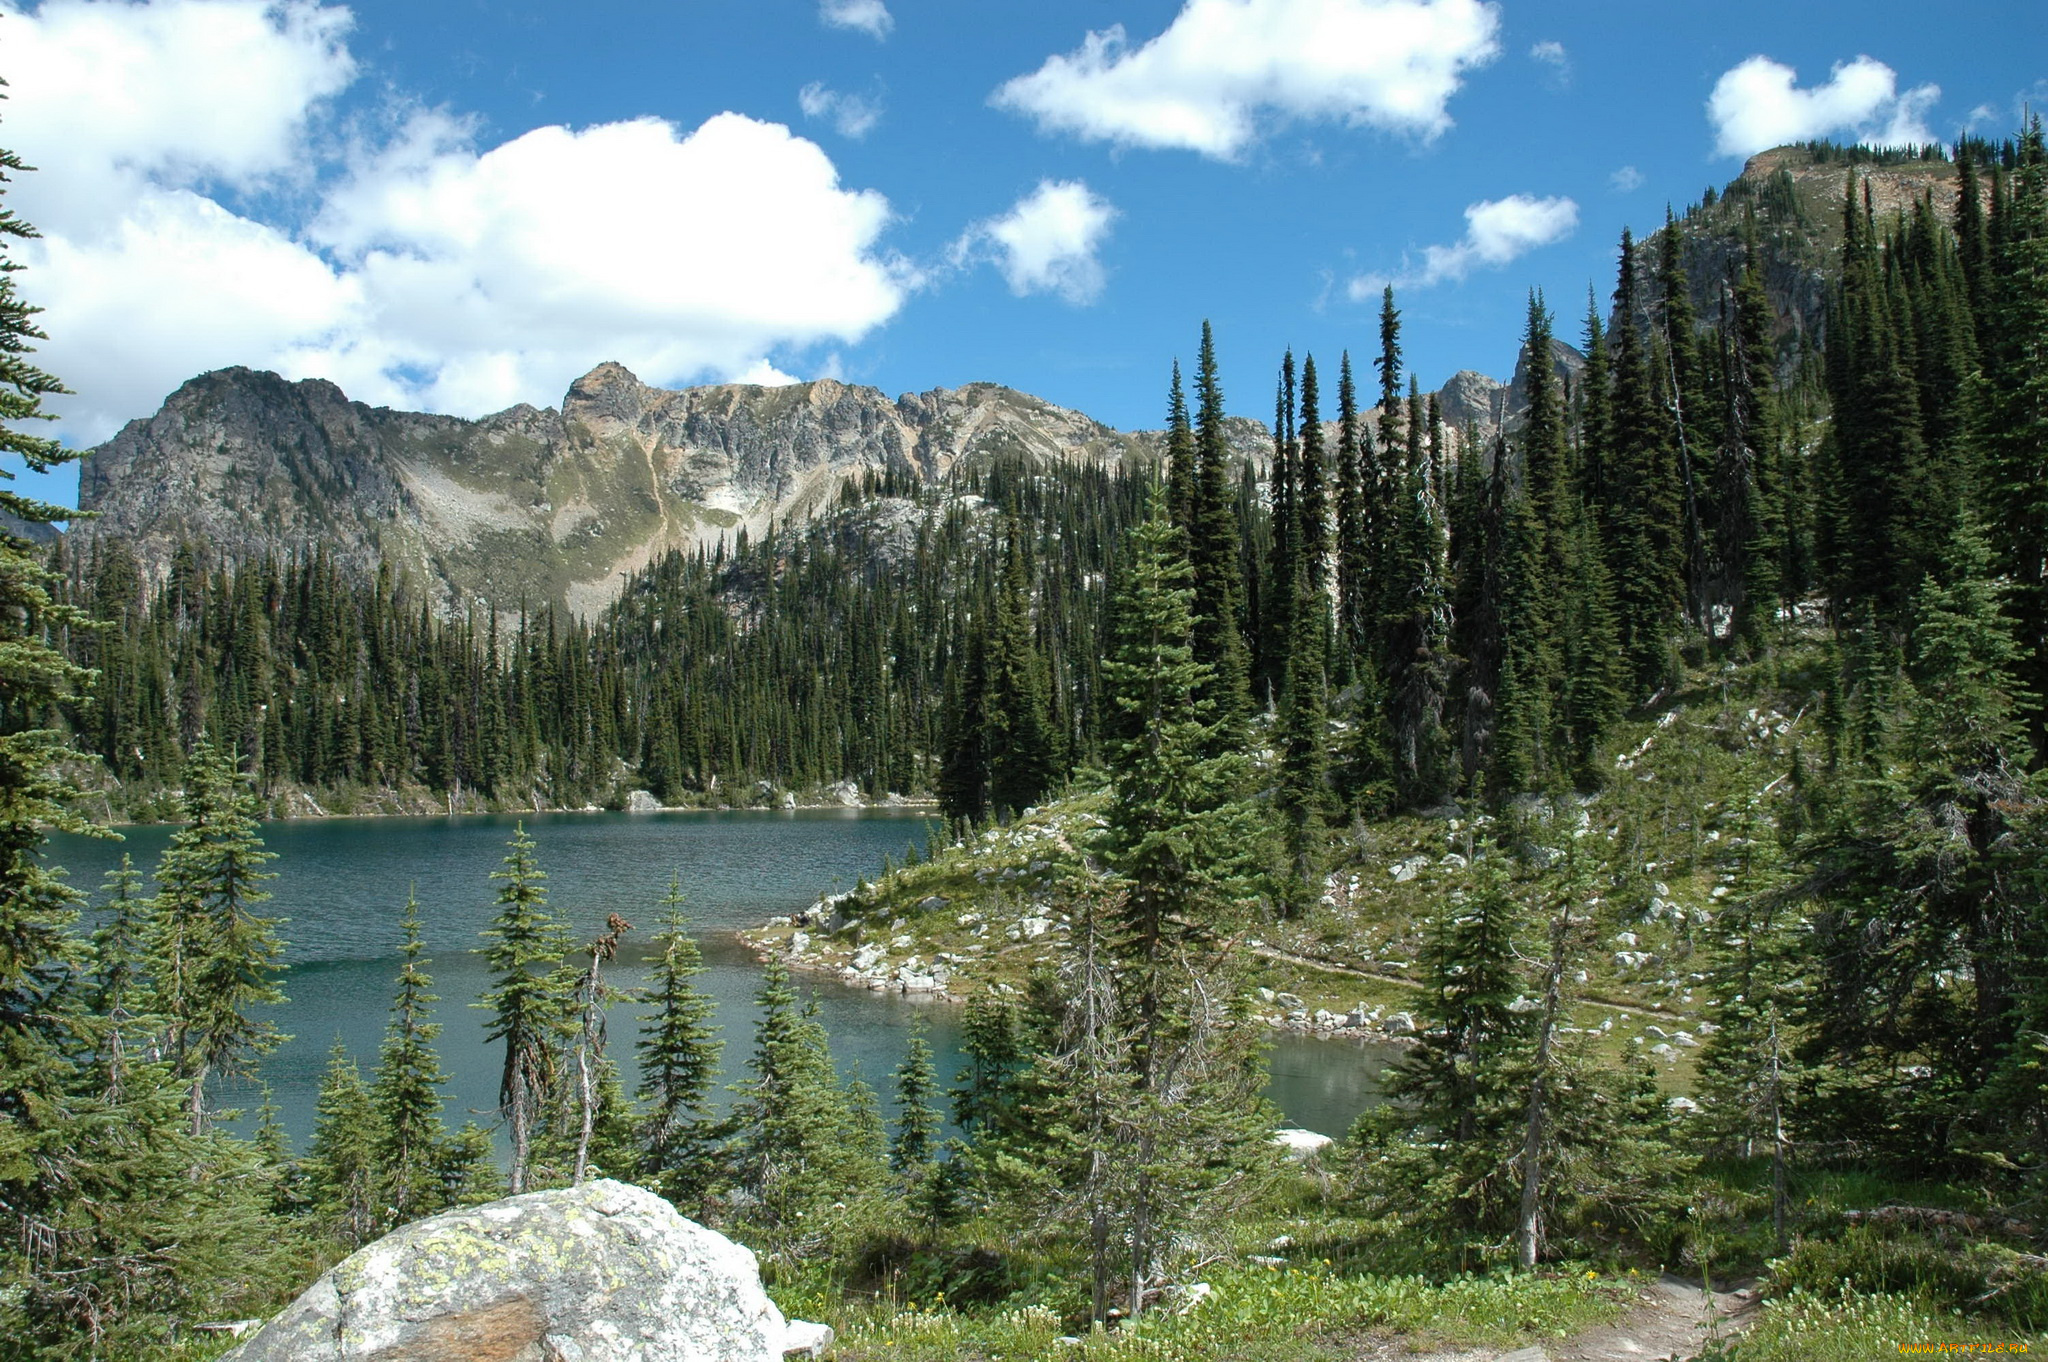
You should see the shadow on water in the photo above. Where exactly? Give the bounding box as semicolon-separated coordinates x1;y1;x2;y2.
48;809;1393;1147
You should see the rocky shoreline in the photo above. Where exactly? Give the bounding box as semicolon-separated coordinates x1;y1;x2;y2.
742;889;1427;1045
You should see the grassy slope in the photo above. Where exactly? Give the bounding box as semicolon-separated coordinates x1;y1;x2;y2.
748;617;2048;1357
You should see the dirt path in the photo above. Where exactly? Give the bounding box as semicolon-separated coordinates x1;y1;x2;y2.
1360;1276;1758;1362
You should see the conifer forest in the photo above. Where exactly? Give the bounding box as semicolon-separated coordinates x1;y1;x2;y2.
5;108;2048;1360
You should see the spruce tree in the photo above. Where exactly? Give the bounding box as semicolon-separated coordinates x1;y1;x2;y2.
1974;117;2048;747
305;1039;383;1246
1605;229;1685;691
1094;490;1272;1314
889;1018;943;1183
730;958;881;1228
477;822;569;1194
146;741;285;1134
985;524;1057;817
635;873;725;1207
371;888;448;1223
1188;322;1253;741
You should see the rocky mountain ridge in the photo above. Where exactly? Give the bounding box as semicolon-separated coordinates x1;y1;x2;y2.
75;363;1278;616
76;360;1525;617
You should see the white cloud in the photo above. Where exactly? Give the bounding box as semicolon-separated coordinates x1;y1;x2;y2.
819;0;891;40
1529;39;1565;66
993;0;1501;160
954;181;1118;305
1610;165;1644;192
1347;193;1578;295
2;0;913;444
798;81;883;139
1707;55;1939;159
0;0;356;239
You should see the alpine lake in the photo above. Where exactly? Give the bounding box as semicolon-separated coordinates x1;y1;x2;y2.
48;808;1392;1147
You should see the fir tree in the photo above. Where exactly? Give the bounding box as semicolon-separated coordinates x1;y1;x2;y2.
889;1018;943;1182
477;822;570;1194
730;958;882;1228
371;888;448;1224
305;1040;382;1246
1974;117;2048;747
1093;491;1272;1315
635;873;725;1208
146;741;285;1134
1188;322;1254;741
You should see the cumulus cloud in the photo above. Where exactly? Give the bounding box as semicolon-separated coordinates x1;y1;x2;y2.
798;81;883;138
1348;193;1578;295
954;181;1118;305
2;0;912;445
993;0;1501;159
1707;55;1939;159
0;0;356;238
819;0;891;40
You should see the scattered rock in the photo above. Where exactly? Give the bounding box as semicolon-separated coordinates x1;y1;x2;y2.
1389;854;1430;882
1274;991;1306;1011
221;1179;788;1361
625;789;663;812
1383;1011;1417;1035
781;1320;835;1358
1271;1128;1334;1160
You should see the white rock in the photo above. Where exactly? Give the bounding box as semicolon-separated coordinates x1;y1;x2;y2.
1274;992;1306;1011
626;790;663;813
1018;917;1052;939
221;1181;786;1362
1666;1096;1702;1115
1383;1011;1417;1035
782;1320;834;1357
1272;1130;1334;1162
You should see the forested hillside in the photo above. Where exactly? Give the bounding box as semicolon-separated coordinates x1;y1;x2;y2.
5;123;2047;1360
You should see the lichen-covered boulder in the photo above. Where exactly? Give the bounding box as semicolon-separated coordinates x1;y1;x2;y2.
223;1179;787;1361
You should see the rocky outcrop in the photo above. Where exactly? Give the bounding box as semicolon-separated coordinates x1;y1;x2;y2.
221;1179;820;1362
73;365;1269;618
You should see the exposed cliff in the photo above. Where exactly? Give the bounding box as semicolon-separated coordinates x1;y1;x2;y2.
74;364;1268;616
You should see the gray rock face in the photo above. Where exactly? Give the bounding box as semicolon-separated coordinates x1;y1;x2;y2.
221;1179;788;1362
74;363;1270;618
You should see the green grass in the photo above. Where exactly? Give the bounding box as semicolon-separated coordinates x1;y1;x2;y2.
785;1264;1628;1362
1714;1287;2045;1362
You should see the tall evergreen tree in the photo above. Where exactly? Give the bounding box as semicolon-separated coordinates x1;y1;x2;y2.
636;873;725;1207
1605;229;1685;691
1974;118;2048;746
371;889;448;1224
147;742;285;1134
304;1040;382;1246
478;822;569;1194
1188;322;1254;741
985;524;1057;817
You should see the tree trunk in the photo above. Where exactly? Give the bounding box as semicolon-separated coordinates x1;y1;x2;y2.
1518;906;1571;1269
508;1062;529;1195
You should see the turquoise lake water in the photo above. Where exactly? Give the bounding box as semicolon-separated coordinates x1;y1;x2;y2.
48;808;1391;1147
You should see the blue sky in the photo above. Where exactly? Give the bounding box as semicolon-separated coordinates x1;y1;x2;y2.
2;0;2042;509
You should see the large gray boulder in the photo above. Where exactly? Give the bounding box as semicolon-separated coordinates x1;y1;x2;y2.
223;1179;791;1361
